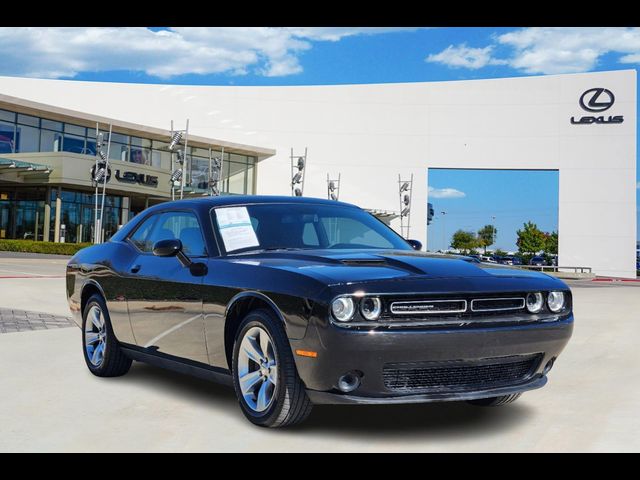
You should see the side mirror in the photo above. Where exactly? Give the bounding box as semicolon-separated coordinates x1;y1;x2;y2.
153;239;192;267
153;239;182;257
407;239;422;251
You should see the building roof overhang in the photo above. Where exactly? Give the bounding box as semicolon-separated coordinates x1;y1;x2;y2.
0;93;275;159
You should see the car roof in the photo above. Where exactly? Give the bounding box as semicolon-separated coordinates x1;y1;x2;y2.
143;195;360;214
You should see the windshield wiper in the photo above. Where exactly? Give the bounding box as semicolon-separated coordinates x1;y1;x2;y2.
232;246;303;255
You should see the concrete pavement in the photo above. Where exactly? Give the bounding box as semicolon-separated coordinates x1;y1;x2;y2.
0;257;639;451
0;256;69;317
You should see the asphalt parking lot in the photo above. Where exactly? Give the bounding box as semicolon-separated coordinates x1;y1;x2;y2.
0;254;639;452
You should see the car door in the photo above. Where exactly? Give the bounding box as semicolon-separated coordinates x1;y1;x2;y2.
125;209;209;364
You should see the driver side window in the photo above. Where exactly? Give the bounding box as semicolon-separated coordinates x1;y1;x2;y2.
155;211;207;257
129;211;207;256
129;214;159;253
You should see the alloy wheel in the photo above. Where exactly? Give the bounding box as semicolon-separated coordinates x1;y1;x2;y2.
85;304;107;367
237;326;278;413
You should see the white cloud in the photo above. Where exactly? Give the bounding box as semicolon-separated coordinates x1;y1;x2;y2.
426;44;507;69
0;27;416;80
427;27;640;75
637;181;640;189
428;186;466;199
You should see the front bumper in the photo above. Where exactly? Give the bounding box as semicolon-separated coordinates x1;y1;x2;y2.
307;375;547;405
289;315;573;404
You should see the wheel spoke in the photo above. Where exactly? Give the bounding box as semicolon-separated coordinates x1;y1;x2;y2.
91;308;102;330
85;332;100;345
239;370;262;395
259;331;271;362
91;341;104;365
243;336;264;364
256;380;270;411
268;368;278;387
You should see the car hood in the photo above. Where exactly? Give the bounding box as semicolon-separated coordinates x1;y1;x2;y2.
227;249;563;289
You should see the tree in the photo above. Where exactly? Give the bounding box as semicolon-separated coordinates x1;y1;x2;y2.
450;230;478;254
516;221;546;257
477;224;497;254
544;231;558;255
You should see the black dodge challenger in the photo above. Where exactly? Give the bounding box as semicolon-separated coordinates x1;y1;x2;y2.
66;196;573;427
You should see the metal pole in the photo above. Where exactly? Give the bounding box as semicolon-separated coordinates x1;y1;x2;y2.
220;146;225;194
301;147;307;196
180;119;189;200
98;123;112;243
170;120;175;201
441;211;447;252
208;147;213;196
492;215;496;248
398;175;403;237
93;123;100;244
407;173;413;239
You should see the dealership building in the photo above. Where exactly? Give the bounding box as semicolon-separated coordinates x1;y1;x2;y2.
0;69;636;277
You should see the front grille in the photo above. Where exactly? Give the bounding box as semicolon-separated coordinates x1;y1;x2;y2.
382;354;541;393
390;299;467;315
471;297;525;312
381;293;529;325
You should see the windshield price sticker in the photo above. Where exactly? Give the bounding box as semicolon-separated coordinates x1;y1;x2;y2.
216;207;259;252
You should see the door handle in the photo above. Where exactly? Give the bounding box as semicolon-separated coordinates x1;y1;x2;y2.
130;264;141;274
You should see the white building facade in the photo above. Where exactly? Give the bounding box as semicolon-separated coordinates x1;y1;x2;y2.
0;69;636;277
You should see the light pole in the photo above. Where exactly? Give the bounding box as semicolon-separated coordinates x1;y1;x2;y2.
441;211;447;252
491;215;497;253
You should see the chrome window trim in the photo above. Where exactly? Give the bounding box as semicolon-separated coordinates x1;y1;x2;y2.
390;299;468;315
470;297;525;312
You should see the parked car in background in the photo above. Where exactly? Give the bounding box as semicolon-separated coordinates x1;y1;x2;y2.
66;196;574;428
529;256;547;267
497;256;521;266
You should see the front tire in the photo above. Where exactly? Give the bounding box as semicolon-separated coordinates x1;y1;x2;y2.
467;393;522;407
82;294;132;377
232;309;312;428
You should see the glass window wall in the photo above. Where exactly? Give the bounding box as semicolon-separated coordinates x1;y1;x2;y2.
1;107;259;196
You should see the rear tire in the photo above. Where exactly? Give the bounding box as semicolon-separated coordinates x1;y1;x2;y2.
82;294;132;377
467;393;522;407
232;308;313;428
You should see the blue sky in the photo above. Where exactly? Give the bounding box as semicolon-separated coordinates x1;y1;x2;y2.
0;27;637;248
427;170;559;252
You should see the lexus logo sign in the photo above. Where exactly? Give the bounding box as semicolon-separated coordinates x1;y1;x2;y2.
579;88;615;112
571;87;623;125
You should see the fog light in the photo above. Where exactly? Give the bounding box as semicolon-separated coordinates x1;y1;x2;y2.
543;357;556;375
337;371;362;393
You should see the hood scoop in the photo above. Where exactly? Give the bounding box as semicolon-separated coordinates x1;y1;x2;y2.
340;258;388;266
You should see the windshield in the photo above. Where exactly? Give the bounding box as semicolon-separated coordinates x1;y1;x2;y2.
212;203;413;254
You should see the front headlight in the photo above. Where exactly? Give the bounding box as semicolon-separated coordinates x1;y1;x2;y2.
360;297;382;321
331;296;355;322
547;291;566;313
526;292;544;313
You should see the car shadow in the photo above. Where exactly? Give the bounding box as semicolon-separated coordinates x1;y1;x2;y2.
114;363;534;439
292;402;534;440
115;362;238;408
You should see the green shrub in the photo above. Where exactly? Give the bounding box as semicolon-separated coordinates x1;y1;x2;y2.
0;239;92;256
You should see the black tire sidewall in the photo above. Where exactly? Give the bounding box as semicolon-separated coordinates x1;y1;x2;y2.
232;311;289;426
